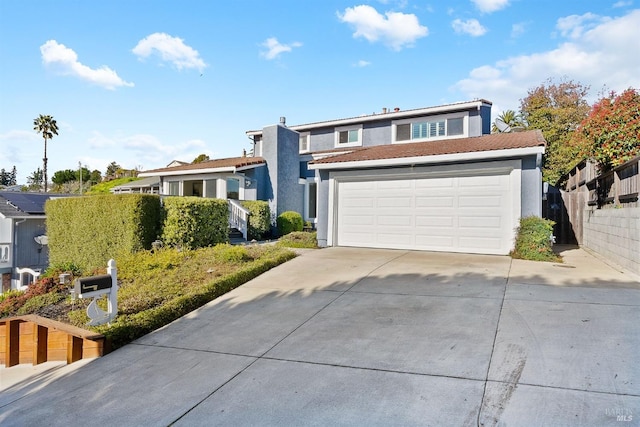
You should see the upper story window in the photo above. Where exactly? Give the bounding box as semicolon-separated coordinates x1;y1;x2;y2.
394;114;466;143
299;132;310;153
335;124;362;148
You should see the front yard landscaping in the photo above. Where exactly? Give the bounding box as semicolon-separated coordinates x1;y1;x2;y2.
1;244;296;349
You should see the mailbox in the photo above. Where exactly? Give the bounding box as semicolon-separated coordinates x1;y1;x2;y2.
75;274;113;298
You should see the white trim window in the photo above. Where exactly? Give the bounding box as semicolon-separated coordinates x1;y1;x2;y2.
304;179;318;221
335;124;363;148
299;132;310;153
393;114;467;143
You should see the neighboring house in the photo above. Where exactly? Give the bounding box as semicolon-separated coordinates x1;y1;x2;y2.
0;192;63;293
110;177;161;194
141;99;546;255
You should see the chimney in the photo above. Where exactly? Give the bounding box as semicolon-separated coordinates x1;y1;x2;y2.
279;116;286;126
394;107;400;112
382;107;387;114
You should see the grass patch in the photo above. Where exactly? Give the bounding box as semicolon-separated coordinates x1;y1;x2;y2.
85;177;140;194
510;216;562;262
277;231;318;249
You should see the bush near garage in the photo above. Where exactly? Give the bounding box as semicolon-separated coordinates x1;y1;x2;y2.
46;194;161;271
510;216;561;262
241;200;271;240
276;211;303;236
161;196;228;249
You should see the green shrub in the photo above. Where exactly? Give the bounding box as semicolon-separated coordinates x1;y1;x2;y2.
46;194;161;271
511;216;561;262
277;231;318;249
241;200;271;240
161;197;228;249
212;244;250;263
17;292;65;315
276;211;303;236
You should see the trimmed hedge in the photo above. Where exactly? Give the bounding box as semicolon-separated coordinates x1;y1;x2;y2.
94;249;296;348
511;216;560;262
161;197;229;249
241;200;271;240
46;194;161;271
276;211;303;236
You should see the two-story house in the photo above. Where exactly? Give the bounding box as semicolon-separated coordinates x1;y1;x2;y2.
140;99;545;255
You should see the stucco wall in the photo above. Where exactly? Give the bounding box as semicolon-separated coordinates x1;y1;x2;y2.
521;154;543;217
582;207;640;275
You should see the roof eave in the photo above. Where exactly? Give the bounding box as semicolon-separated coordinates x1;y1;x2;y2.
309;146;545;170
246;100;492;136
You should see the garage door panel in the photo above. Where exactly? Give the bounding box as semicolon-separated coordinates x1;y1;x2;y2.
415;216;455;227
459;216;502;228
337;172;512;255
416;196;455;207
377;197;412;208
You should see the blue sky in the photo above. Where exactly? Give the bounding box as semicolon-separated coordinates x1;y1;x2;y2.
1;0;639;183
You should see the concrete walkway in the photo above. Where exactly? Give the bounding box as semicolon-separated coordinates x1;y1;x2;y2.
1;247;638;426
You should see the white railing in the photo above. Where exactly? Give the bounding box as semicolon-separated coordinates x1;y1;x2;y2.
228;199;250;240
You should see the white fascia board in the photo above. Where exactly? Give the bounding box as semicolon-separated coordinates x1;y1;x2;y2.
235;163;266;172
246;100;490;136
309;146;545;170
139;167;235;177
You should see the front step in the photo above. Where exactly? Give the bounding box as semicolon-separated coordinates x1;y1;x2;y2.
229;228;245;243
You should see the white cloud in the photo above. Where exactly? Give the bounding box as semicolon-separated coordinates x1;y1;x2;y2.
337;5;428;50
355;60;372;67
453;9;640;113
132;33;207;71
452;18;487;36
470;0;510;13
613;0;632;7
259;38;303;60
556;13;609;39
511;22;527;38
40;40;133;90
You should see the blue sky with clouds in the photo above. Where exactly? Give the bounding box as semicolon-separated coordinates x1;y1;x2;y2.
1;0;638;183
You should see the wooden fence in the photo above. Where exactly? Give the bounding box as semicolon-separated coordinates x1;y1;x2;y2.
561;156;639;244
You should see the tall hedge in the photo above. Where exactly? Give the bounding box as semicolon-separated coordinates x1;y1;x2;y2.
46;194;161;271
241;200;271;240
161;197;228;249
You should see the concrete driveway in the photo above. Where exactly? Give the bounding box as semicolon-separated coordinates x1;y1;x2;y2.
1;247;639;426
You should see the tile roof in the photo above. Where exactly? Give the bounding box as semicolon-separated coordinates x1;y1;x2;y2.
310;130;546;165
141;156;266;175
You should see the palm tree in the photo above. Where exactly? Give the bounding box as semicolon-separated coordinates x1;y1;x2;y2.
33;114;59;192
492;110;524;133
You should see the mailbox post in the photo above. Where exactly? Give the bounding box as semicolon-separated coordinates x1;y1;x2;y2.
74;259;118;326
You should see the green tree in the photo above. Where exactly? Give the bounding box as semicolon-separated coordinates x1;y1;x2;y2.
89;169;102;185
571;88;640;170
491;110;524;133
520;79;591;184
33;114;59;192
192;154;210;164
11;166;17;185
52;169;77;185
26;168;44;191
106;162;121;178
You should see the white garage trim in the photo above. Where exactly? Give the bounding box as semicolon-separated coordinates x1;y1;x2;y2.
327;160;521;254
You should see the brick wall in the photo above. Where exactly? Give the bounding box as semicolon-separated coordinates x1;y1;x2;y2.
582;207;640;275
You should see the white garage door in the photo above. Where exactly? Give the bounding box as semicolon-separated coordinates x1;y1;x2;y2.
336;173;514;255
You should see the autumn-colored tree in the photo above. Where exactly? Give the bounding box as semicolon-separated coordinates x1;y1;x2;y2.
520;79;591;184
570;88;640;171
